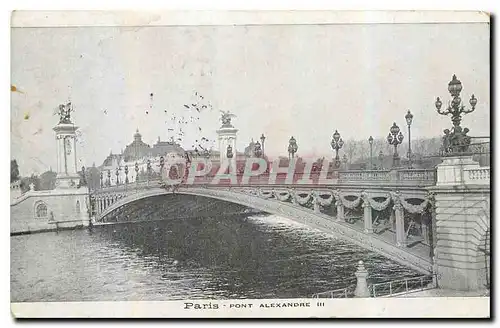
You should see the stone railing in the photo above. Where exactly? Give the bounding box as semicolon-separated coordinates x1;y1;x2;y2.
464;167;490;185
338;170;391;181
93;168;437;192
338;169;436;186
397;169;436;182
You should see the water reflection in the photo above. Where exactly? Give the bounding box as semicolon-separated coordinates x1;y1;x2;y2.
11;212;420;302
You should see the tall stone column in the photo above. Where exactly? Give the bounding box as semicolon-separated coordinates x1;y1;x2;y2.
334;192;344;221
53;122;80;189
312;191;321;213
216;113;238;173
394;204;406;247
361;192;373;233
392;192;406;247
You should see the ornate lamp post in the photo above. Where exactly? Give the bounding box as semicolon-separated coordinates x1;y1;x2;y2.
99;171;103;188
115;167;120;185
81;166;93;220
159;156;165;175
135;162;139;183
405;110;414;168
435;74;477;154
288;136;298;160
254;141;263;158
124;165;129;184
378;150;384;170
107;169;111;186
342;153;348;170
368;136;374;170
387;123;404;168
147;159;152;181
330;130;344;168
260;134;266;157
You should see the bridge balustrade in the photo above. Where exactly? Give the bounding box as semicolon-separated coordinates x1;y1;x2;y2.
464;167;490;185
93;168;437;191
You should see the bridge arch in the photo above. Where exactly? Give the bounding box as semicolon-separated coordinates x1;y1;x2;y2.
95;187;433;274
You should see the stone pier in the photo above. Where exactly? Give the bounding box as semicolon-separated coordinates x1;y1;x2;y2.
429;156;490;291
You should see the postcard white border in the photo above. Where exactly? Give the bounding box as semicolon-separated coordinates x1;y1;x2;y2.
11;10;489;28
11;298;490;318
7;7;493;321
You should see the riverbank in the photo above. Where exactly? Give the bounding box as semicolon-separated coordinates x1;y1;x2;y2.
10;211;267;236
10;224;85;236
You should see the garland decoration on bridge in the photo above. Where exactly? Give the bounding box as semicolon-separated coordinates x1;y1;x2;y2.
257;188;274;199
294;191;312;206
273;189;292;202
239;188;260;197
367;195;392;211
399;197;430;214
341;194;362;209
315;191;334;207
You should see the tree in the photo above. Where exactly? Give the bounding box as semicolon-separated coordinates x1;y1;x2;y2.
11;160;20;183
20;174;41;193
343;139;358;164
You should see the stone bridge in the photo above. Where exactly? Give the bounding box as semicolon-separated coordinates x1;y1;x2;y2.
91;168;439;274
90;158;491;292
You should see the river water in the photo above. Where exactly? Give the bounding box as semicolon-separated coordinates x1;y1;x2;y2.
11;211;422;302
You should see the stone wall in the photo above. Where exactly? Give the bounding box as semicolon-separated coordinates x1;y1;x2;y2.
430;156;490;291
431;186;490;291
10;188;90;234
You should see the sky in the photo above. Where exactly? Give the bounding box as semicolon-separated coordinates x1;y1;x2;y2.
11;22;490;176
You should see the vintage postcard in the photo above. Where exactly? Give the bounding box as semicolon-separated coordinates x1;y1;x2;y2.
10;10;490;318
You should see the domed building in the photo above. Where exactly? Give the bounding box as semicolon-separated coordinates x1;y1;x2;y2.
122;129;153;162
99;129;187;186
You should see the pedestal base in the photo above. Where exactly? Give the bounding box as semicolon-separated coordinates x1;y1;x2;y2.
55;175;81;189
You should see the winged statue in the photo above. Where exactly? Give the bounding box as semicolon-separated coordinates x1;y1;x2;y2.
220;110;236;127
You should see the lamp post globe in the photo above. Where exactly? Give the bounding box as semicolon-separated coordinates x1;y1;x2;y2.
387;122;404;168
331;130;344;168
368;136;374;170
405;110;414;168
260;133;266;157
436;74;477;154
288;136;298;159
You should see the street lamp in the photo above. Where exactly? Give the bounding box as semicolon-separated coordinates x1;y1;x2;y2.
260;133;266;157
135;162;139;183
387;122;404;168
124;165;129;184
81;166;94;222
147;160;152;181
405;110;414;168
435;74;477;154
378;150;384;170
330;130;344;168
107;169;111;186
342;153;348;170
368;136;374;170
115;167;120;185
254;140;263;158
99;171;103;188
288;136;298;159
159;156;165;177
